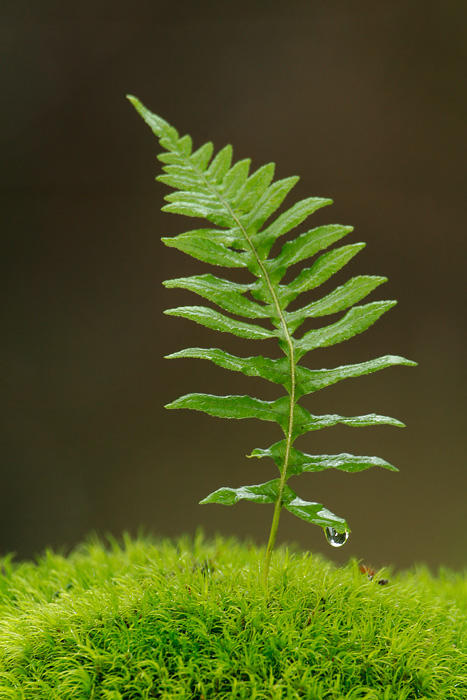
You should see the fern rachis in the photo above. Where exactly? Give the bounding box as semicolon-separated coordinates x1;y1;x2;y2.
128;95;416;588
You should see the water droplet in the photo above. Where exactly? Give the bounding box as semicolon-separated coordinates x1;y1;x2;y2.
324;527;349;547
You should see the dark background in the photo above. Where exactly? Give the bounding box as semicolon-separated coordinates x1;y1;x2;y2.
1;1;466;570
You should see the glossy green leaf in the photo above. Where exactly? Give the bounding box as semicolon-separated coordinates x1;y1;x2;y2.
177;134;193;156
283;401;405;439
221;159;251;196
245;177;300;234
308;412;405;429
249;440;398;475
162;200;235;228
162;232;247;267
200;479;291;505
168;226;238;245
280;243;366;306
286;275;387;333
165;393;288;428
267;224;354;283
176;396;406;440
295;301;397;360
284;498;348;531
295;355;417;398
202;475;349;531
127;96;177;143
164;191;220;207
234;163;276;213
163;274;269;319
164;305;276;340
189;142;214;170
167;393;359;440
206;144;233;182
157;172;206;192
253;197;333;258
165;348;291;387
159;163;202;178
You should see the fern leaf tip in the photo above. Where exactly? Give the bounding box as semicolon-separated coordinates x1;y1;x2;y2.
404;359;418;367
128;96;176;141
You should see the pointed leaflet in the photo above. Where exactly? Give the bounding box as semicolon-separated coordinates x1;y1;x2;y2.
284;498;348;532
286;275;387;333
189;141;214;170
166;392;404;439
266;224;354;284
291;403;405;440
249;440;398;475
169;225;238;245
165;348;291;387
127;96;177;143
162;231;247;268
163;274;269;319
157;171;208;193
206;144;233;182
306;411;405;431
200;480;348;533
295;355;417;398
165;393;332;437
278;243;367;307
242;176;300;234
165;348;416;399
164;305;276;340
200;479;287;505
165;393;290;431
252;197;333;259
164;191;221;208
157;151;185;165
295;301;397;360
233;163;276;214
175;133;193;156
162;199;236;228
221;159;251;197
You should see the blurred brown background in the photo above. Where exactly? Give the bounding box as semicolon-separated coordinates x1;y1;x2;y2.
1;1;466;569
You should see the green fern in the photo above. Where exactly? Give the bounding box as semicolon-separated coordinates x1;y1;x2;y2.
128;96;416;588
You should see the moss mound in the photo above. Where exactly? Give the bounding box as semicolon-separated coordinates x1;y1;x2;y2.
0;533;466;699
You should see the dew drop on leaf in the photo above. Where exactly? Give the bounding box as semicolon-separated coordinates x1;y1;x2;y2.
324;527;349;547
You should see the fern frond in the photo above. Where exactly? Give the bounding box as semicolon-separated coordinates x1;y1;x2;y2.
128;95;416;586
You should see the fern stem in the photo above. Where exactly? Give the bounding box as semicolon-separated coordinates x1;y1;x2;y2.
183;157;297;590
262;496;282;590
262;345;295;592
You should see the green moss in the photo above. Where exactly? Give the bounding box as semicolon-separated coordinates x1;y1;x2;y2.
0;533;466;699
